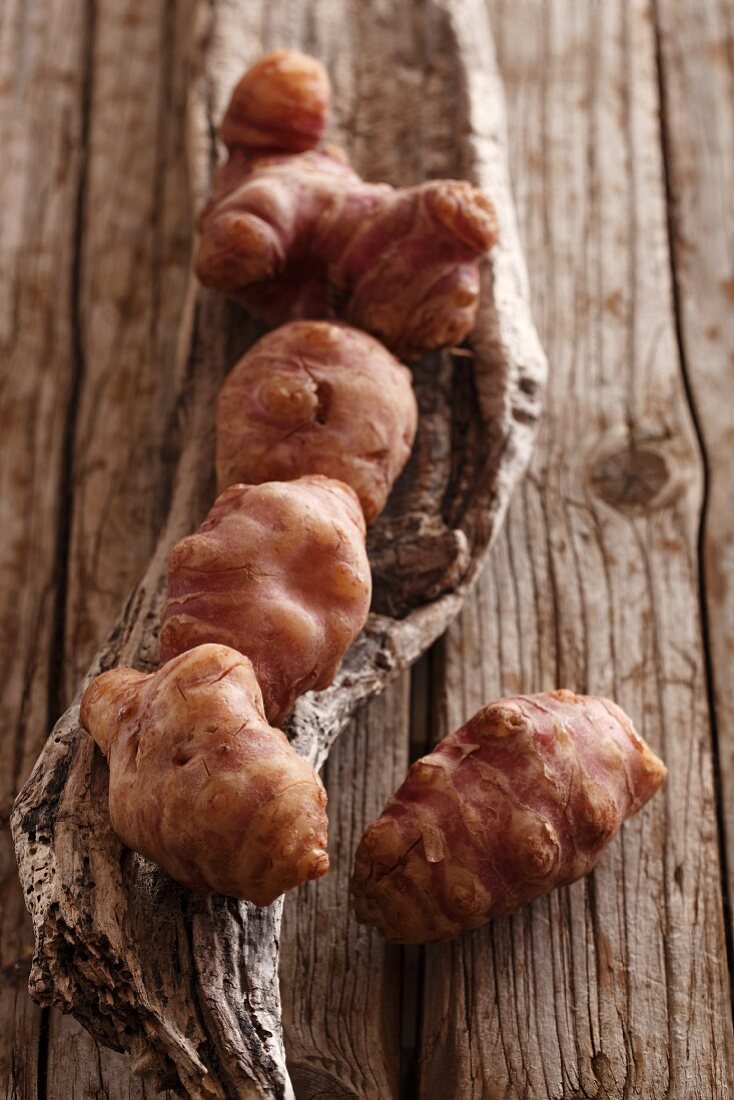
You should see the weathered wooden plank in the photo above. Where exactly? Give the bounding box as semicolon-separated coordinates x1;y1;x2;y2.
0;0;88;1094
42;0;195;1094
417;0;734;1096
61;0;193;700
45;1014;166;1100
281;678;408;1100
654;0;734;918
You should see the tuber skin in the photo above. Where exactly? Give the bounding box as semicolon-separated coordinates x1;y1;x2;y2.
195;49;499;358
216;320;418;522
79;644;329;906
351;690;667;943
220;50;330;154
160;475;371;725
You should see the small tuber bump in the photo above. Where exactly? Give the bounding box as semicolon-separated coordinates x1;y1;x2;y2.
80;643;329;906
220;49;330;154
351;690;666;943
195;49;498;357
216;320;418;522
160;475;371;724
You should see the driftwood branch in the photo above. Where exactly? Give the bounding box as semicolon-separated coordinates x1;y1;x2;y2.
11;0;546;1095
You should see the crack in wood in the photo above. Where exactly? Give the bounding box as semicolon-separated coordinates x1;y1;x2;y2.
651;0;734;984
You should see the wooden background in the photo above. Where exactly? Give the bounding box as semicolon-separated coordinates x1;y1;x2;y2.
2;0;733;1097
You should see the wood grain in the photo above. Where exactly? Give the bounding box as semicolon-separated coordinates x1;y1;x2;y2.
0;0;87;1093
2;0;733;1097
417;1;734;1096
281;678;409;1100
42;1;195;1094
61;0;192;701
654;0;734;918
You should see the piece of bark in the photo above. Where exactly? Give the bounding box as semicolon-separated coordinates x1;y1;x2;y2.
11;1;546;1097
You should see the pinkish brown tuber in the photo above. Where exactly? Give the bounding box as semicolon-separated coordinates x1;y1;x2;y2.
160;475;371;725
216;320;418;522
80;644;329;906
352;690;666;943
195;49;498;357
220;50;330;154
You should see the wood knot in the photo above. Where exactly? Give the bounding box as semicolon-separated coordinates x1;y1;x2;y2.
588;443;670;511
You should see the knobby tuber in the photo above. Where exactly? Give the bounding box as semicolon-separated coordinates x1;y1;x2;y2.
160;475;371;724
352;690;666;942
80;644;329;906
221;49;330;154
216;320;418;522
195;49;499;357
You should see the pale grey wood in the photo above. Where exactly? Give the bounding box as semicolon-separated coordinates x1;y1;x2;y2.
418;1;734;1096
10;1;546;1097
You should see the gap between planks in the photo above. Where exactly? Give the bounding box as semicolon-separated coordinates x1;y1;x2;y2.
651;0;734;972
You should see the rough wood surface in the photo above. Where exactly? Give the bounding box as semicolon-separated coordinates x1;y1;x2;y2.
62;0;193;700
417;1;734;1096
42;2;196;1092
8;0;546;1096
0;1;87;1093
281;678;409;1100
654;0;734;918
3;1;733;1098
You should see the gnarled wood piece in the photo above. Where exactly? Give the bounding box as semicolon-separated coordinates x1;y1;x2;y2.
11;0;546;1095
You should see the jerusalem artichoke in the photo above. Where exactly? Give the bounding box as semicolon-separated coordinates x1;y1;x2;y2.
352;690;666;943
195;49;498;357
160;475;371;724
220;49;330;154
80;644;329;906
216;320;418;522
